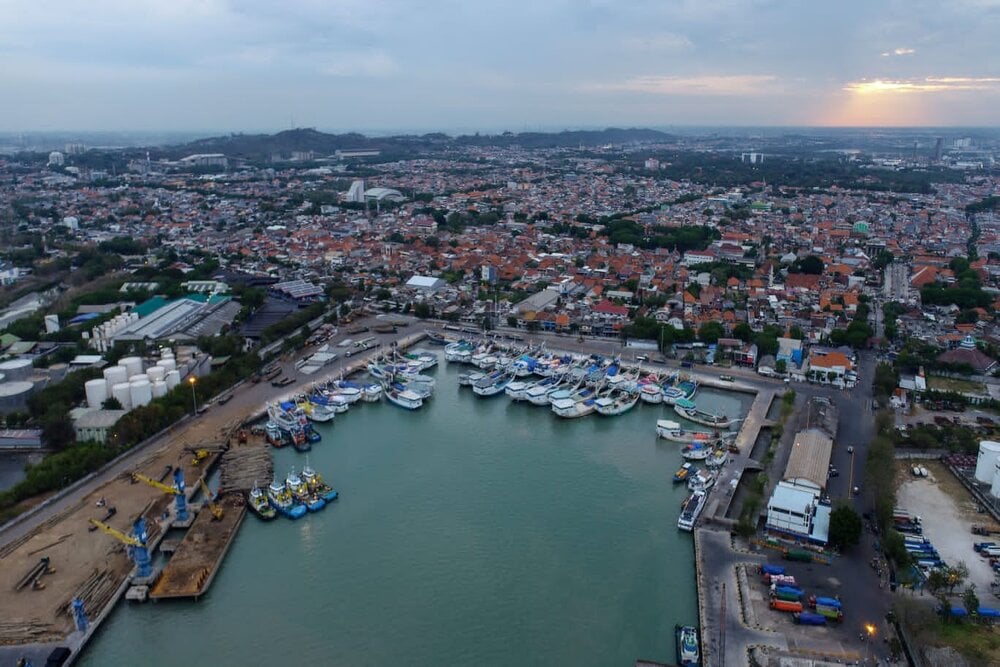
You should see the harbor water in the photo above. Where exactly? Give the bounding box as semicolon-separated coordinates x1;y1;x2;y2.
80;361;750;666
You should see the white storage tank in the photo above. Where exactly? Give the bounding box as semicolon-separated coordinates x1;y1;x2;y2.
85;378;109;408
0;358;33;382
991;460;1000;499
120;356;143;378
156;358;177;374
976;441;1000;483
151;380;167;398
165;370;180;390
130;379;152;408
129;374;147;384
147;366;166;383
103;365;128;394
0;381;34;414
111;382;133;410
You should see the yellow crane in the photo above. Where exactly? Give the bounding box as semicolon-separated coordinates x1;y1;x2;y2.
132;469;189;522
89;518;152;578
198;478;223;521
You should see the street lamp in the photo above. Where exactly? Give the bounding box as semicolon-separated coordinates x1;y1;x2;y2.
864;622;876;664
188;376;198;415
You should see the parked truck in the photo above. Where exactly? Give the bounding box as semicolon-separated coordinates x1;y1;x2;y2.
769;599;803;613
785;549;813;563
793;612;827;626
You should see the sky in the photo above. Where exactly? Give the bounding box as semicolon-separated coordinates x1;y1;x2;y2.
1;0;998;132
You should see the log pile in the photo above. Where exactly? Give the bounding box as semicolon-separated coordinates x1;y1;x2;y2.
219;438;273;494
0;619;53;645
59;568;120;624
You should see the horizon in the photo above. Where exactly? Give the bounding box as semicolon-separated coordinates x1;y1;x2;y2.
2;1;998;131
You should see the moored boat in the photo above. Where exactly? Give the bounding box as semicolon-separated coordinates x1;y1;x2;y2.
678;491;707;531
301;464;339;503
550;386;598;418
287;468;325;512
675;624;700;665
639;381;664;404
267;479;306;519
264;421;286;448
687;468;717;492
248;482;277;521
673;462;693;483
674;398;736;429
504;379;531;401
473;369;514;397
384;382;424;409
593;388;639;416
682;442;712;461
656;419;716;443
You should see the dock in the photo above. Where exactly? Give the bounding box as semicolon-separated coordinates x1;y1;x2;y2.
148;495;246;600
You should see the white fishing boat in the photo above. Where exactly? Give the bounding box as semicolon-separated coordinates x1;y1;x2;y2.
663;379;698;405
361;383;382;402
458;370;485;386
525;375;565;405
674;398;736;429
473;369;514;397
681;442;712;461
593;388;640;416
687;468;717;492
304;394;337;422
655;419;717;443
639;382;664;404
505;380;531;401
678;490;707;531
551;386;598;418
383;382;424;410
444;341;474;363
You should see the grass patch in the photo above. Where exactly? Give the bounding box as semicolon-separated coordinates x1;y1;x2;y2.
935;620;1000;663
927;376;986;395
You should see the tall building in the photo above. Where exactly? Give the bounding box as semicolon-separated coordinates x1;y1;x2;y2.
933;137;943;162
346;180;366;203
47;151;65;167
741;152;764;164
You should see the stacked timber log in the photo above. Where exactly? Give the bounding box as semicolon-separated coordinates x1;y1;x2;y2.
219;437;273;494
0;619;53;644
60;568;120;624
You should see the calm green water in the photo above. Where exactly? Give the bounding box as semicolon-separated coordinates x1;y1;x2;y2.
80;360;749;667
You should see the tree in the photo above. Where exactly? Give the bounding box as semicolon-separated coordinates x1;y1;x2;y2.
697;320;724;344
963;584;979;617
102;397;123;410
828;505;863;549
732;322;753;342
775;359;787;374
789;254;824;275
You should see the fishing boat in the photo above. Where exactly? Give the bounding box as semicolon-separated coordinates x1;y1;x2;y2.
287;468;325;512
384;382;424;410
247;482;277;521
682;442;712;461
639;381;663;404
687;468;717;492
593;388;640;416
524;375;565;405
406;351;439;371
473;368;514;397
264;421;286;448
267;478;306;519
301;464;339;503
361;382;382;402
303;393;337;422
655;419;717;443
674;398;736;429
551;385;598;418
663;379;698;405
290;425;311;452
675;625;700;665
309;389;349;417
705;449;728;468
504;379;531;401
677;490;707;531
458;370;485;387
328;379;364;404
444;340;474;363
673;462;693;483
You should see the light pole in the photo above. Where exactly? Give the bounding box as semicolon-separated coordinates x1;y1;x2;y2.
864;622;876;664
188;376;198;415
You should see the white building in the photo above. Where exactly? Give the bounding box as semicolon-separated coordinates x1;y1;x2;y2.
764;429;833;544
48;151;65;167
346;180;366;203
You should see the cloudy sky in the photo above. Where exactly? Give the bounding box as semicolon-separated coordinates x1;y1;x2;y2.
1;0;998;132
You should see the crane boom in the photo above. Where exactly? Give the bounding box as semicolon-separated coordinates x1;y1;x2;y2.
89;519;142;546
133;473;180;495
198;478;223;520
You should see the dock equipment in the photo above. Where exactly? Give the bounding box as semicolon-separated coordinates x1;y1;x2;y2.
89;518;152;579
15;557;53;591
88;506;117;531
198;478;223;521
133;469;189;522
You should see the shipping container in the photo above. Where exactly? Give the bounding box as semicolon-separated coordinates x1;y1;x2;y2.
785;549;813;563
769;599;804;613
793;612;827;626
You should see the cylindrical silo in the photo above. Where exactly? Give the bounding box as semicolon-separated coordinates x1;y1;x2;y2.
129;374;147;384
157;358;177;374
103;365;128;394
151;380;167;398
0;358;33;382
111;382;133;410
165;370;181;390
147;366;166;383
130;379;152;408
0;372;6;384
120;356;143;378
85;378;109;408
0;381;34;414
991;461;1000;499
976;441;1000;483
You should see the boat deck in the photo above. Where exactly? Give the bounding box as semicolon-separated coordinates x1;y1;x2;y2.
148;494;246;600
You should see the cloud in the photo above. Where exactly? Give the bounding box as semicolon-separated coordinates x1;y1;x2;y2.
582;74;779;96
322;51;398;78
880;47;916;57
844;76;1000;94
623;33;693;52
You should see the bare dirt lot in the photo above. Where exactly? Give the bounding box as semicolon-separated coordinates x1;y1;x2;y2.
896;461;1000;596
